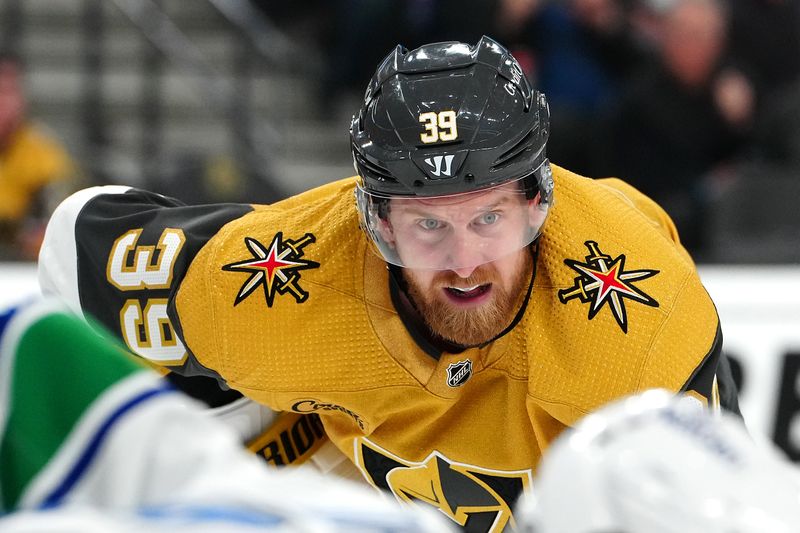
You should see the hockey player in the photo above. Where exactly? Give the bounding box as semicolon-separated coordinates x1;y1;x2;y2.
38;36;739;532
515;389;800;532
0;298;451;532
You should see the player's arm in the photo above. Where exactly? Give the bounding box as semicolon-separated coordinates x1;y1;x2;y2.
38;185;251;382
635;251;741;420
38;186;334;464
37;186;259;430
601;182;743;416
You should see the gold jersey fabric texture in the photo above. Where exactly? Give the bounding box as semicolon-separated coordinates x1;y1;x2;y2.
175;164;718;482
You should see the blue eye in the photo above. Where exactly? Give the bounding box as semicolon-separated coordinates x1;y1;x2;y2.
477;212;500;225
419;219;444;230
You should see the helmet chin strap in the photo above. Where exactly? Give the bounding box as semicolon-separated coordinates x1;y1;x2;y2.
387;242;540;358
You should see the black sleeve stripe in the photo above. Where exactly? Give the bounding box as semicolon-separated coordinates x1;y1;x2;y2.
165;372;243;407
680;322;743;418
715;351;744;419
73;188;252;381
680;322;722;399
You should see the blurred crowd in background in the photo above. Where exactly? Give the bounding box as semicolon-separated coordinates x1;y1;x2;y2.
2;0;799;263
0;51;82;260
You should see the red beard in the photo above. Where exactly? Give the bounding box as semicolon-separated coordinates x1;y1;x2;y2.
404;257;531;347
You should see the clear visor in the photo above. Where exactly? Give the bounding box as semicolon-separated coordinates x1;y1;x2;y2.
356;174;551;271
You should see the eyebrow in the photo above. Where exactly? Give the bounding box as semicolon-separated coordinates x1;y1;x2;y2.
394;197;513;218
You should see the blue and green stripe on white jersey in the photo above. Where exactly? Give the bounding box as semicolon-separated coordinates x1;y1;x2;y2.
0;300;173;512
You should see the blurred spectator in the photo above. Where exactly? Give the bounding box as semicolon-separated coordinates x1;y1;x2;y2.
0;52;80;261
489;0;544;72
520;0;651;175
597;0;755;259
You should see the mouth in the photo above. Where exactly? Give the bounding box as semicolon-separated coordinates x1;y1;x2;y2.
443;283;492;306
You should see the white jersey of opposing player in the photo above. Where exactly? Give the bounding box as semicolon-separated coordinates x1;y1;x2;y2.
0;502;446;533
515;389;800;533
0;299;452;533
0;363;449;533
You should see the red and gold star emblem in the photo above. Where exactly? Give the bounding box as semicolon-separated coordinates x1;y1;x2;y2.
222;232;319;307
559;241;659;333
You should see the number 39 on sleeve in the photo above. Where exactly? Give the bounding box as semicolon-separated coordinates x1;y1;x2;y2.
107;228;188;365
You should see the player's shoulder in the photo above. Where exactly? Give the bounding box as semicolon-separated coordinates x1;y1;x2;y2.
199;176;365;296
541;165;702;325
176;176;365;309
525;166;719;420
545;164;696;284
173;177;403;393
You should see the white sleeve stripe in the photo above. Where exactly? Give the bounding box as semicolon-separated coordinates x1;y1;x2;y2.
37;186;132;318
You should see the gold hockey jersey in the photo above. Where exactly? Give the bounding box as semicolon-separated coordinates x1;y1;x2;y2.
42;164;722;532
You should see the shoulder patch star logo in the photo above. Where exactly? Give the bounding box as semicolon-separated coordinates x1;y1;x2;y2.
559;240;659;333
222;232;320;307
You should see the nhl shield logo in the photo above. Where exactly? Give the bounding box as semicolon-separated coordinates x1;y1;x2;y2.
446;359;473;388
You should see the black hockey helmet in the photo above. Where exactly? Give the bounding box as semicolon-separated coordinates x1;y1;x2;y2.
350;35;552;200
351;36;554;271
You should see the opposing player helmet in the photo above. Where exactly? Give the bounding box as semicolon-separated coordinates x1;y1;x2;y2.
351;36;553;271
515;390;800;533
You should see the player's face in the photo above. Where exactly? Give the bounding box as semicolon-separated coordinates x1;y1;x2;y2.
385;182;538;346
396;186;538;346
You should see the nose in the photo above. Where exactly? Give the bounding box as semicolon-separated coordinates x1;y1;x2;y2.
451;265;478;278
443;230;486;277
